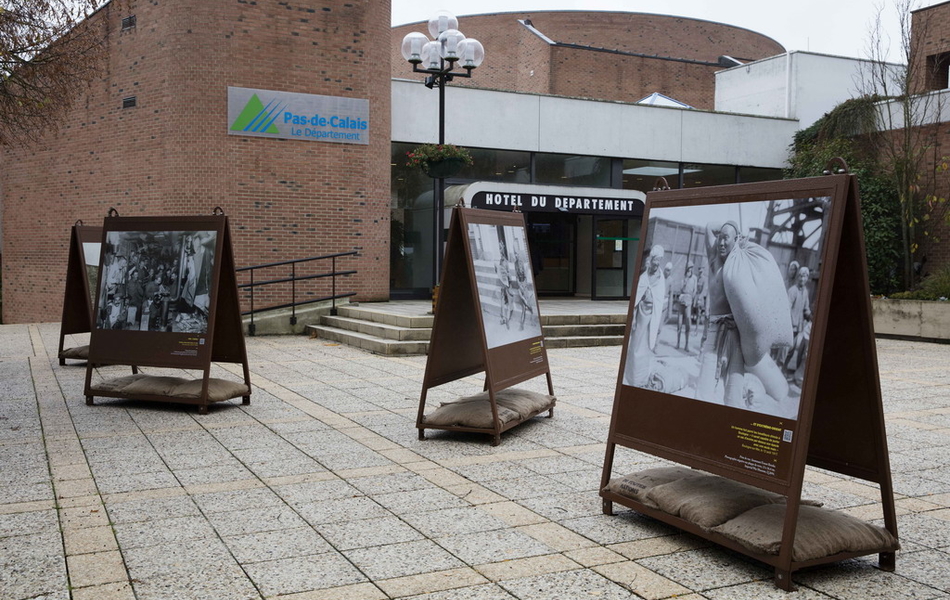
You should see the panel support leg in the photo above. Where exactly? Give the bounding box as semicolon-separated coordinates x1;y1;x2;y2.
774;569;795;592
879;551;896;572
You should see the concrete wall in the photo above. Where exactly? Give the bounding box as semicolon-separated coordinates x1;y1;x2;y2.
715;51;900;129
873;298;950;341
392;80;798;168
0;0;393;323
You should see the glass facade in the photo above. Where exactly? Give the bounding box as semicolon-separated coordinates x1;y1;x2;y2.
391;144;783;298
390;143;438;295
739;166;784;183
460;147;531;182
683;163;737;188
535;153;611;187
622;159;681;192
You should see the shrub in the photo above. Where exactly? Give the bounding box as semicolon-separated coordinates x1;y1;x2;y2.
889;265;950;300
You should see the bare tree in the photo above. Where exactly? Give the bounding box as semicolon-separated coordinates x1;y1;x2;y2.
859;0;947;288
0;0;110;146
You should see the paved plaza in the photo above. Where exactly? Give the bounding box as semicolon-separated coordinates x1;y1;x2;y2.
2;320;949;600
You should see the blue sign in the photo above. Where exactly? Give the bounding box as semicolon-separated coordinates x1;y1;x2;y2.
228;86;369;145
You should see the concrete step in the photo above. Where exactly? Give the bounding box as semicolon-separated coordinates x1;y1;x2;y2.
543;324;625;337
540;313;627;326
337;305;434;329
321;315;432;341
308;325;429;355
310;303;629;355
545;335;624;348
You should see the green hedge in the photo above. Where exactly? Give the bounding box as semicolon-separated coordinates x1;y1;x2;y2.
890;265;950;300
785;138;902;295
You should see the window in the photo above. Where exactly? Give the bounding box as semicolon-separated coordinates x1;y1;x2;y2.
622;159;680;192
682;163;736;188
122;96;137;109
926;52;950;90
738;166;783;183
121;15;137;30
534;153;611;187
456;148;530;183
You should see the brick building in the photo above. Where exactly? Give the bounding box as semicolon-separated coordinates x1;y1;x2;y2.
3;6;814;323
909;1;950;272
391;11;786;110
0;0;392;324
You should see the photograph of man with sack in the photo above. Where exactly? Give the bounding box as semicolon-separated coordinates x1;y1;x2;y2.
622;197;828;420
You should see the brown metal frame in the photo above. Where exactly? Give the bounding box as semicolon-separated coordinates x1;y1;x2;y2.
599;171;897;590
58;223;102;365
417;206;555;445
83;212;251;414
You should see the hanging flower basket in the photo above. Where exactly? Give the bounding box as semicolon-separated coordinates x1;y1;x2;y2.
406;144;473;178
423;157;468;178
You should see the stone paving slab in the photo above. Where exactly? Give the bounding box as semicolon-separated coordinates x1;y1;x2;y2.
0;322;948;599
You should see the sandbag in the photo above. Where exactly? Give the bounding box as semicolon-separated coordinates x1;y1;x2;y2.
646;474;785;529
722;240;793;364
603;466;704;508
648;362;688;393
711;504;899;562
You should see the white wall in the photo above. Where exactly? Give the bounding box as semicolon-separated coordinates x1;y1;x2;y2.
715;51;903;129
392;79;798;169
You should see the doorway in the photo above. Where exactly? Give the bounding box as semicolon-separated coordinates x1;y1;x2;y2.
525;213;575;295
592;217;640;299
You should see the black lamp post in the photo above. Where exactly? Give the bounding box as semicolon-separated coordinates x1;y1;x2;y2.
401;12;485;288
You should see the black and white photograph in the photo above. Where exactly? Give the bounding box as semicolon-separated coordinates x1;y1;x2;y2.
95;230;217;334
622;197;831;419
82;241;101;307
467;222;542;349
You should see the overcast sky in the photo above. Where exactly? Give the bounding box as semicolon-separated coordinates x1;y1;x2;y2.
392;0;938;63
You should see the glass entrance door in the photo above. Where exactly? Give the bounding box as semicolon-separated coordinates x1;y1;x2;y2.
593;218;640;299
526;213;575;295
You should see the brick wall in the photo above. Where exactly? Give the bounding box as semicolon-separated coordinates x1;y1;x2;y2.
897;2;950;275
1;0;392;324
911;1;950;93
392;11;785;107
917;121;950;274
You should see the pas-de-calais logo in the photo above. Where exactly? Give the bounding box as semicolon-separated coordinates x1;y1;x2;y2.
230;93;284;134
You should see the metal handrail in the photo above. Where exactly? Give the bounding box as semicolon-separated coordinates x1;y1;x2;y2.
237;251;357;335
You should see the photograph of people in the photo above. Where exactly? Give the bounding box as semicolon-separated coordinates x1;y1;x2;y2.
624;245;666;387
95;229;217;334
467;222;542;349
676;263;697;352
621;197;830;420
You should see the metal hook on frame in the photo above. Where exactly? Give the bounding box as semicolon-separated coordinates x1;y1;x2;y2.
822;157;850;175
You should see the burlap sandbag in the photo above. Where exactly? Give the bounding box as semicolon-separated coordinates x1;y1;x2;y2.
60;345;90;360
603;466;704;509
722;241;793;364
648;363;688;393
172;378;250;401
89;374;145;393
422;389;553;429
711;503;899;562
646;474;785;529
122;375;189;396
